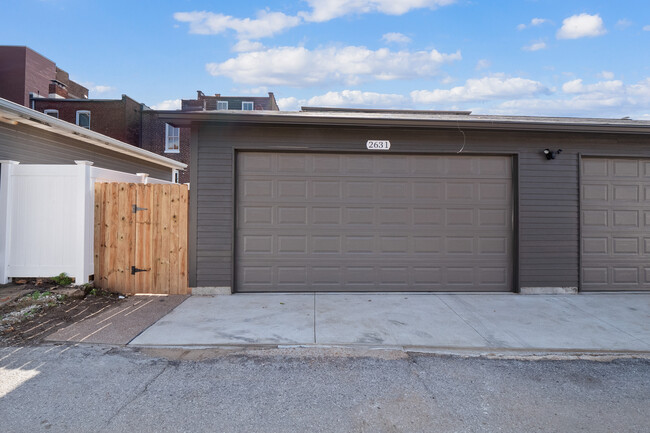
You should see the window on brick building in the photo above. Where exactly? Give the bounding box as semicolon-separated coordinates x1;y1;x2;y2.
242;101;254;111
76;110;90;129
217;101;228;110
165;123;180;153
44;109;59;118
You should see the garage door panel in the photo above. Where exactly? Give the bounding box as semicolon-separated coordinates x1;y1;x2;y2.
581;157;650;290
236;153;512;292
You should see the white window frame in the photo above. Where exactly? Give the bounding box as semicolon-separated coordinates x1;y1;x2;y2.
76;110;91;129
242;101;254;111
217;101;228;110
44;109;59;118
173;169;180;184
165;123;180;153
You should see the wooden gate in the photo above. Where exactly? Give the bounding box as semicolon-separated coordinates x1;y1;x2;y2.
94;183;189;294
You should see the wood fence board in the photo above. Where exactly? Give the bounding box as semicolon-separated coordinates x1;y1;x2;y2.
135;184;152;293
126;183;137;294
159;184;171;294
94;182;189;295
169;185;180;295
106;183;119;291
178;186;189;293
151;184;161;293
115;184;129;292
93;183;104;288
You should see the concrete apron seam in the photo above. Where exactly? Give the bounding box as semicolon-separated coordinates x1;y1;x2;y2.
556;296;643;341
313;293;316;344
123;296;192;346
435;295;492;346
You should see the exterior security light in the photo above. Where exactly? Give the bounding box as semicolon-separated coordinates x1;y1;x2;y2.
543;149;562;160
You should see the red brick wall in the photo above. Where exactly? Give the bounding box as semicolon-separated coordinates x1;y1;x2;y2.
32;96;142;147
0;46;56;106
141;111;190;183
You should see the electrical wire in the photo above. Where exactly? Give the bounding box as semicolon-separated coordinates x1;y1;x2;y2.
456;120;466;153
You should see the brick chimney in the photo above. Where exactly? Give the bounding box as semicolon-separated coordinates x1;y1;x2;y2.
48;80;68;99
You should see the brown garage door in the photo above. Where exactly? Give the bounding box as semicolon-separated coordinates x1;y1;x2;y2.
581;157;650;291
236;152;513;292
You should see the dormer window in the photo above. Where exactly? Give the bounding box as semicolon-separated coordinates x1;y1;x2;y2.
242;101;254;111
217;101;228;110
44;109;59;118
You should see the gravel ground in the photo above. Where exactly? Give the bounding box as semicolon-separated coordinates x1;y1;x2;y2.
1;344;648;433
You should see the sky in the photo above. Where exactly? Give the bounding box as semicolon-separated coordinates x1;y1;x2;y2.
2;0;650;119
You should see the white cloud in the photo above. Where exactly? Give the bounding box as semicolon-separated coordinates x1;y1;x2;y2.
598;71;615;80
616;19;632;29
206;45;462;86
523;41;547;51
644;25;650;31
411;75;548;103
517;17;548;30
91;85;114;94
173;10;301;39
280;90;408;110
557;13;607;39
382;32;411;44
493;77;650;118
232;40;264;52
151;99;182;110
236;86;270;95
475;59;491;70
300;0;457;22
307;90;407;107
561;78;624;94
277;96;302;111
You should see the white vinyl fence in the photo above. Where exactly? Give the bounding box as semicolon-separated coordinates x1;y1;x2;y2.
0;160;173;284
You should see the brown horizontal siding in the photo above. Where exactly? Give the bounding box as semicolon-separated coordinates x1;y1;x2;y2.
518;150;579;289
189;121;650;291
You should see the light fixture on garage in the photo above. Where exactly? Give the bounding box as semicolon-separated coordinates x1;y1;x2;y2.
543;149;562;160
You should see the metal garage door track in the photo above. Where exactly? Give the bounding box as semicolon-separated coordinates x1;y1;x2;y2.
128;293;650;353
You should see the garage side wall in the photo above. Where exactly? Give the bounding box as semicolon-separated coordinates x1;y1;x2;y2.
190;122;648;292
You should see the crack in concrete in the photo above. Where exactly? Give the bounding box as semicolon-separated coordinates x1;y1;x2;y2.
99;361;170;432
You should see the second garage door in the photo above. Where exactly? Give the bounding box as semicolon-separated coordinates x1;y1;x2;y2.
581;157;650;291
236;152;513;292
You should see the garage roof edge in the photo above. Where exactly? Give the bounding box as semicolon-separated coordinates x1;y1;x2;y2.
0;97;187;170
158;109;650;135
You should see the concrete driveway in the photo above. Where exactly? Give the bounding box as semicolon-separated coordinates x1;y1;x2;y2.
129;293;650;353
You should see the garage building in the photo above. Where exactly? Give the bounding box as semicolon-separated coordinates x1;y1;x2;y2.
161;108;650;294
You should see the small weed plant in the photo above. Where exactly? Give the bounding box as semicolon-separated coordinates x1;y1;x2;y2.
52;272;73;286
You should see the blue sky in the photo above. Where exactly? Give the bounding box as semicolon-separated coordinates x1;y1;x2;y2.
2;0;650;118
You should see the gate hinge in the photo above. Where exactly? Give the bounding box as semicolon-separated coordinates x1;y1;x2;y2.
131;266;150;275
132;204;148;213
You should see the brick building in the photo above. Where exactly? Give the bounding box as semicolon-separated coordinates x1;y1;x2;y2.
182;91;279;111
0;45;88;106
32;95;142;147
28;89;280;184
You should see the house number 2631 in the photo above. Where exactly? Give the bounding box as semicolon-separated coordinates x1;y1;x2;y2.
366;140;391;150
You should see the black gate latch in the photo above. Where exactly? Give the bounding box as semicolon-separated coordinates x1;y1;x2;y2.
132;204;148;213
131;266;149;275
